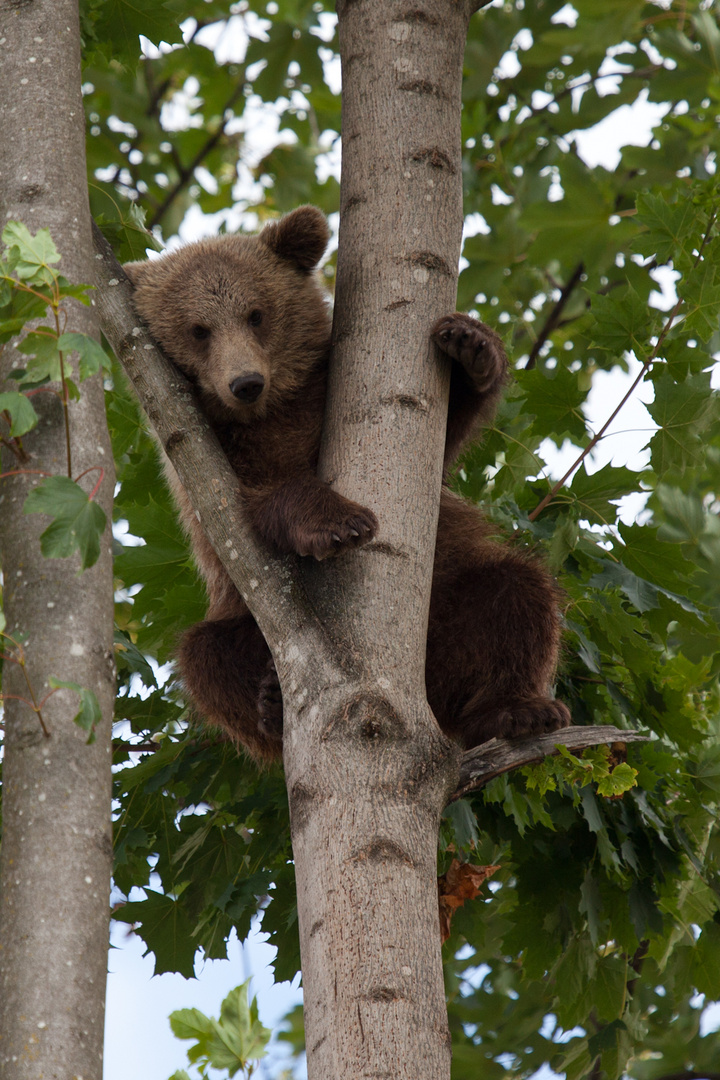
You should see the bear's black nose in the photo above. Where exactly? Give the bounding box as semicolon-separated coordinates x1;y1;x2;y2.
229;373;265;403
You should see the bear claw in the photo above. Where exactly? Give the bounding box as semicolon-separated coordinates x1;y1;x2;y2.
296;504;378;560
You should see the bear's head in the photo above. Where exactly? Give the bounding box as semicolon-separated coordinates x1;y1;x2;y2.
124;205;332;418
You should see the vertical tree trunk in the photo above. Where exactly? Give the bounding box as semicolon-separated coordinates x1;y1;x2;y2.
283;4;473;1077
0;3;115;1078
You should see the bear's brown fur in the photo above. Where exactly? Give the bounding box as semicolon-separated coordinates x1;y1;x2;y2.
124;205;570;761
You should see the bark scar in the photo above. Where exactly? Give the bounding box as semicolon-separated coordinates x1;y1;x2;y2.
410;147;456;173
406;251;452;276
350;837;416;867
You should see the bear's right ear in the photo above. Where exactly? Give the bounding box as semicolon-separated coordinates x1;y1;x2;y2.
259;205;330;272
122;261;149;287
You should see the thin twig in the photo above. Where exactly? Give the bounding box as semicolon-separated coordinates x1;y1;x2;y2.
147;79;246;230
524;261;585;371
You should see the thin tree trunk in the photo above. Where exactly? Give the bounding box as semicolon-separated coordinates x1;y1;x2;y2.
0;4;115;1078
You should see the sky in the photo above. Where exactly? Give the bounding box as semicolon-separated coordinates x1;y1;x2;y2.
102;9;720;1080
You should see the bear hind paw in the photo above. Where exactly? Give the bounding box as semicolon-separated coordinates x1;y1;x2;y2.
461;695;571;749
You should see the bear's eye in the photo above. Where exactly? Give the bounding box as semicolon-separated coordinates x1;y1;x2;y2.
248;309;263;327
191;324;211;341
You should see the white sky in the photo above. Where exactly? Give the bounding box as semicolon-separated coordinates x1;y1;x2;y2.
103;12;720;1080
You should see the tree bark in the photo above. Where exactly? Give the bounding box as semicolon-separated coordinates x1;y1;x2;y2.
0;4;115;1079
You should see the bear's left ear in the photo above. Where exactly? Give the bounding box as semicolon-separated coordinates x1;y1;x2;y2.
259;205;330;272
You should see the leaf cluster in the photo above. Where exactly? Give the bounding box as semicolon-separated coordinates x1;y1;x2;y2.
0;222;112;570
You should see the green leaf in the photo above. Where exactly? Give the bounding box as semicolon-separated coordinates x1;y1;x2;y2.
2;222;60;284
87;0;184;67
216;982;272;1071
548;516;579;571
24;476;107;570
569;465;642;525
593;956;627;1022
169;981;270;1077
93;203;162;263
681;258;720;341
590;285;651;356
596;762;638;798
618;522;695;593
0;288;49;344
647;371;716;475
16;330;62;384
58;332;112;380
443;799;480;853
692;920;720;999
169;1007;215;1043
633;192;702;267
47;677;102;743
114;629;158;689
114;890;197;977
515;364;588;443
554;935;596;1028
0;391;38;436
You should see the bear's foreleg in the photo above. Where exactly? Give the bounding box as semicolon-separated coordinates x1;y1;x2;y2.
243;473;378;560
432;312;509;464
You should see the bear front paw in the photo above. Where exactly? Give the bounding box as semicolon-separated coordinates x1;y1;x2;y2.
432;313;508;394
295;502;378;561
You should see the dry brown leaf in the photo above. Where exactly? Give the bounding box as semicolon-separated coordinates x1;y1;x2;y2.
438;859;500;942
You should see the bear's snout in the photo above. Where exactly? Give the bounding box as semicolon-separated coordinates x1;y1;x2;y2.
229;373;265;403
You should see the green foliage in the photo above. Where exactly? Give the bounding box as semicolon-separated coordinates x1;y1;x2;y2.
1;222;112;569
167;981;270;1078
10;2;714;1079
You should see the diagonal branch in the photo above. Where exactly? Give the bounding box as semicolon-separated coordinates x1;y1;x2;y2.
523;261;585;371
451;724;649;800
529;207;718;522
147;79;246;231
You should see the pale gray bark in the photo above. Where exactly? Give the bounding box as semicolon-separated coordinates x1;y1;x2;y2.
0;4;115;1079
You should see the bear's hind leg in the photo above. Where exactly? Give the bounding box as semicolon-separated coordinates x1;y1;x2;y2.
427;544;570;750
178;616;282;761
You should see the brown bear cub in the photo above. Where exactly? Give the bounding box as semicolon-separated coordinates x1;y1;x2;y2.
124;205;570;761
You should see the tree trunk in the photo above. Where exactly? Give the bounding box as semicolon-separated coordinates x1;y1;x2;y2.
285;4;473;1077
0;4;115;1079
